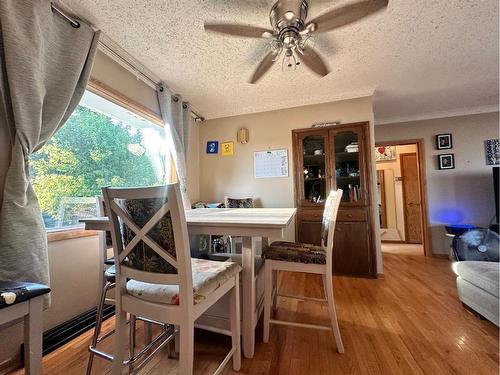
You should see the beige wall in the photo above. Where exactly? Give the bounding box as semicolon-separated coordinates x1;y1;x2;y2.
91;50;161;116
375;112;499;254
198;96;382;272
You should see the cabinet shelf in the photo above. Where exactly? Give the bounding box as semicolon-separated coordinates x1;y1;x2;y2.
336;176;360;181
304;177;326;181
304;154;325;159
335;152;359;163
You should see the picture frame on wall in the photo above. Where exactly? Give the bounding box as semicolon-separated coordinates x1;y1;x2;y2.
375;145;397;161
436;133;453;150
484;138;499;165
438;154;455;170
206;141;219;154
221;141;234;156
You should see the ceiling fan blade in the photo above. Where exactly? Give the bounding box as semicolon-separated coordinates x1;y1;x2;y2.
306;0;388;34
204;23;274;38
297;47;329;77
249;51;279;84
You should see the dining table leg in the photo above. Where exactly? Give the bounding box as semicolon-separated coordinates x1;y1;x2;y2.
241;236;258;359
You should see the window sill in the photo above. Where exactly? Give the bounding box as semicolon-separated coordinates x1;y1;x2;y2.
47;228;98;243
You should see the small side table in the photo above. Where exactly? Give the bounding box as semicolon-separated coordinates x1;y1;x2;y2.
0;281;50;375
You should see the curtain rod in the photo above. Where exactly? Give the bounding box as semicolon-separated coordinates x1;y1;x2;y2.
51;2;80;28
50;2;205;122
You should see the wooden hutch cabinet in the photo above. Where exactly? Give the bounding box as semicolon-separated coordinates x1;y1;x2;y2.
292;122;376;277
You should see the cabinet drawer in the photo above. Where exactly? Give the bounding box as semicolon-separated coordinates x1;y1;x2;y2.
299;209;323;222
337;208;367;222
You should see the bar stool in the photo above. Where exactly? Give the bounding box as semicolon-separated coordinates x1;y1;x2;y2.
262;189;344;353
87;198;173;375
0;281;51;374
86;197;120;374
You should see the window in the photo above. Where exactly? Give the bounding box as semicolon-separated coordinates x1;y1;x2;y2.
30;90;170;231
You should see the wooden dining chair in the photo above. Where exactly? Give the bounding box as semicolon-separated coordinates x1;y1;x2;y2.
262;189;344;353
103;183;242;375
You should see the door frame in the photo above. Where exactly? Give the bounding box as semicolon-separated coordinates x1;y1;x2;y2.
375;139;431;256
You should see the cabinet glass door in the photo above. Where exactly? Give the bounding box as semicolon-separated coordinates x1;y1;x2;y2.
300;133;329;204
332;129;365;204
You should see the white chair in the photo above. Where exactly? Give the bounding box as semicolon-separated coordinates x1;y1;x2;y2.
0;281;50;375
103;183;241;374
87;197;168;374
262;189;344;353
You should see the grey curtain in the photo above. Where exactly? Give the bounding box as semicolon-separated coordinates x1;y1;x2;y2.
0;1;100;306
157;84;192;209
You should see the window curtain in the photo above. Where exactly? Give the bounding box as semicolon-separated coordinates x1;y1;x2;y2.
0;1;100;306
157;84;192;209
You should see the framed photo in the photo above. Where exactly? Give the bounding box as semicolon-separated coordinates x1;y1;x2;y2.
206;141;219;154
438;154;455;170
485;138;499;165
221;141;234;156
375;146;397;161
436;134;452;150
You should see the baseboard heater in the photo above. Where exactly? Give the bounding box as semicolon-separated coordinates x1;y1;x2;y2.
38;305;114;356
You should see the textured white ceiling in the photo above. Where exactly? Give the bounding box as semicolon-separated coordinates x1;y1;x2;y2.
61;0;499;122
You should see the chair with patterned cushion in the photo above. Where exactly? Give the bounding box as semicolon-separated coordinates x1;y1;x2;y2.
103;183;241;375
88;197;169;375
262;189;344;353
224;195;255;254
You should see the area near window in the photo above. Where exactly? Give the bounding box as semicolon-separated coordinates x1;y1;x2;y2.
30;90;171;234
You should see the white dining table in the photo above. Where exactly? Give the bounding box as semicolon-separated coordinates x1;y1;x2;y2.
81;207;296;359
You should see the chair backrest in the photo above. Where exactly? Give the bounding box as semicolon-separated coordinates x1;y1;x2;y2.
224;195;254;208
321;190;343;265
96;196;113;249
102;184;193;305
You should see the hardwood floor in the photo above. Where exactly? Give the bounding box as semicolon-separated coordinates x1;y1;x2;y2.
11;245;499;374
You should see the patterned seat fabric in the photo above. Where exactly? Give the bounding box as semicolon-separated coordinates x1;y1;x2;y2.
120;197;177;274
262;241;326;264
126;258;241;305
225;197;254;208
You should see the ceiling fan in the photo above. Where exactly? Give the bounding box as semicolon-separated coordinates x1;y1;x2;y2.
204;0;389;84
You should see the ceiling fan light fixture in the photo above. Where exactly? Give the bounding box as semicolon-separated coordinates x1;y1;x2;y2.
284;11;295;21
205;0;389;83
282;48;298;71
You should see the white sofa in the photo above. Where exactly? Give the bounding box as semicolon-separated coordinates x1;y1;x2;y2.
454;261;499;326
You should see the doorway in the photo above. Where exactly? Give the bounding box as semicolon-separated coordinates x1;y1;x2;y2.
375;140;429;255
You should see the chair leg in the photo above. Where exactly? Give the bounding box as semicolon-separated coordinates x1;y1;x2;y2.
230;274;241;371
179;320;194;375
324;273;344;353
322;274;328;300
272;270;278;311
263;261;273;343
24;297;43;375
86;281;114;375
129;315;136;370
112;308;128;375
